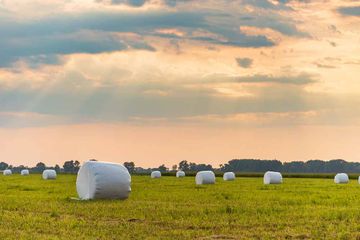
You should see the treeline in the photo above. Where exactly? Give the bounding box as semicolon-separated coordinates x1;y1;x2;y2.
220;159;360;173
3;159;360;174
127;159;360;174
0;160;80;174
125;160;214;174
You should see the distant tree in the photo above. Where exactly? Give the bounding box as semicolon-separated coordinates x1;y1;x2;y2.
283;161;305;173
63;161;72;173
305;160;325;173
0;162;9;170
134;167;151;173
324;159;347;173
189;163;213;171
54;164;61;173
189;162;196;171
63;160;80;173
199;164;213;171
220;159;282;172
11;165;26;174
172;165;177;171
158;164;168;173
124;162;135;174
35;162;46;173
178;160;189;171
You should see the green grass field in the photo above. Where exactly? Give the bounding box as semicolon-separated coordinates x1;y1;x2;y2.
1;175;360;239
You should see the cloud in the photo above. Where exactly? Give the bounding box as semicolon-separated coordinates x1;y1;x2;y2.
100;0;292;9
338;6;360;16
314;63;336;69
204;73;317;85
0;10;273;66
0;0;310;67
3;0;353;129
0;111;69;128
236;58;253;68
98;0;207;7
237;74;316;85
328;24;341;34
0;68;325;126
0;31;135;67
121;0;146;6
328;41;337;47
241;0;292;10
101;0;147;6
17;55;63;69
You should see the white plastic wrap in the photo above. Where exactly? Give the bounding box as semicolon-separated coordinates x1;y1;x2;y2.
195;171;215;185
3;169;12;176
223;172;236;181
334;173;349;184
42;169;57;180
76;161;131;200
21;169;29;175
176;171;185;178
263;171;282;184
151;171;161;178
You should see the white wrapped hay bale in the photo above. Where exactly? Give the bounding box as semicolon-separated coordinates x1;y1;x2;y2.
176;171;185;178
263;171;282;184
42;169;57;180
21;169;30;176
223;172;236;181
334;173;349;184
195;171;215;185
358;176;360;184
3;169;12;176
76;161;131;200
151;171;161;178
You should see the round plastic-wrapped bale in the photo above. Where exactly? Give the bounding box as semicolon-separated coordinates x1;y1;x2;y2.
263;171;282;184
76;161;131;200
334;173;349;184
21;169;30;176
42;169;57;180
195;171;215;185
358;176;360;184
223;172;236;181
151;171;161;178
176;170;185;178
3;169;12;176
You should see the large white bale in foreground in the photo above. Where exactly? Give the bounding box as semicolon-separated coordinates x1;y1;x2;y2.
263;171;282;184
151;171;161;178
196;171;215;185
176;171;185;178
42;169;57;180
21;169;29;176
3;169;12;176
76;161;131;200
334;173;349;184
223;172;236;181
358;176;360;184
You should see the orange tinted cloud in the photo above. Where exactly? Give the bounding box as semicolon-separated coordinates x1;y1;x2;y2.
0;0;359;166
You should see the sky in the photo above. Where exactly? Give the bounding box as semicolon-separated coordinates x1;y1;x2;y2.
0;0;360;168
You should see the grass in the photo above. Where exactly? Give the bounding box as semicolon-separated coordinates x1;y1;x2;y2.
1;175;360;239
